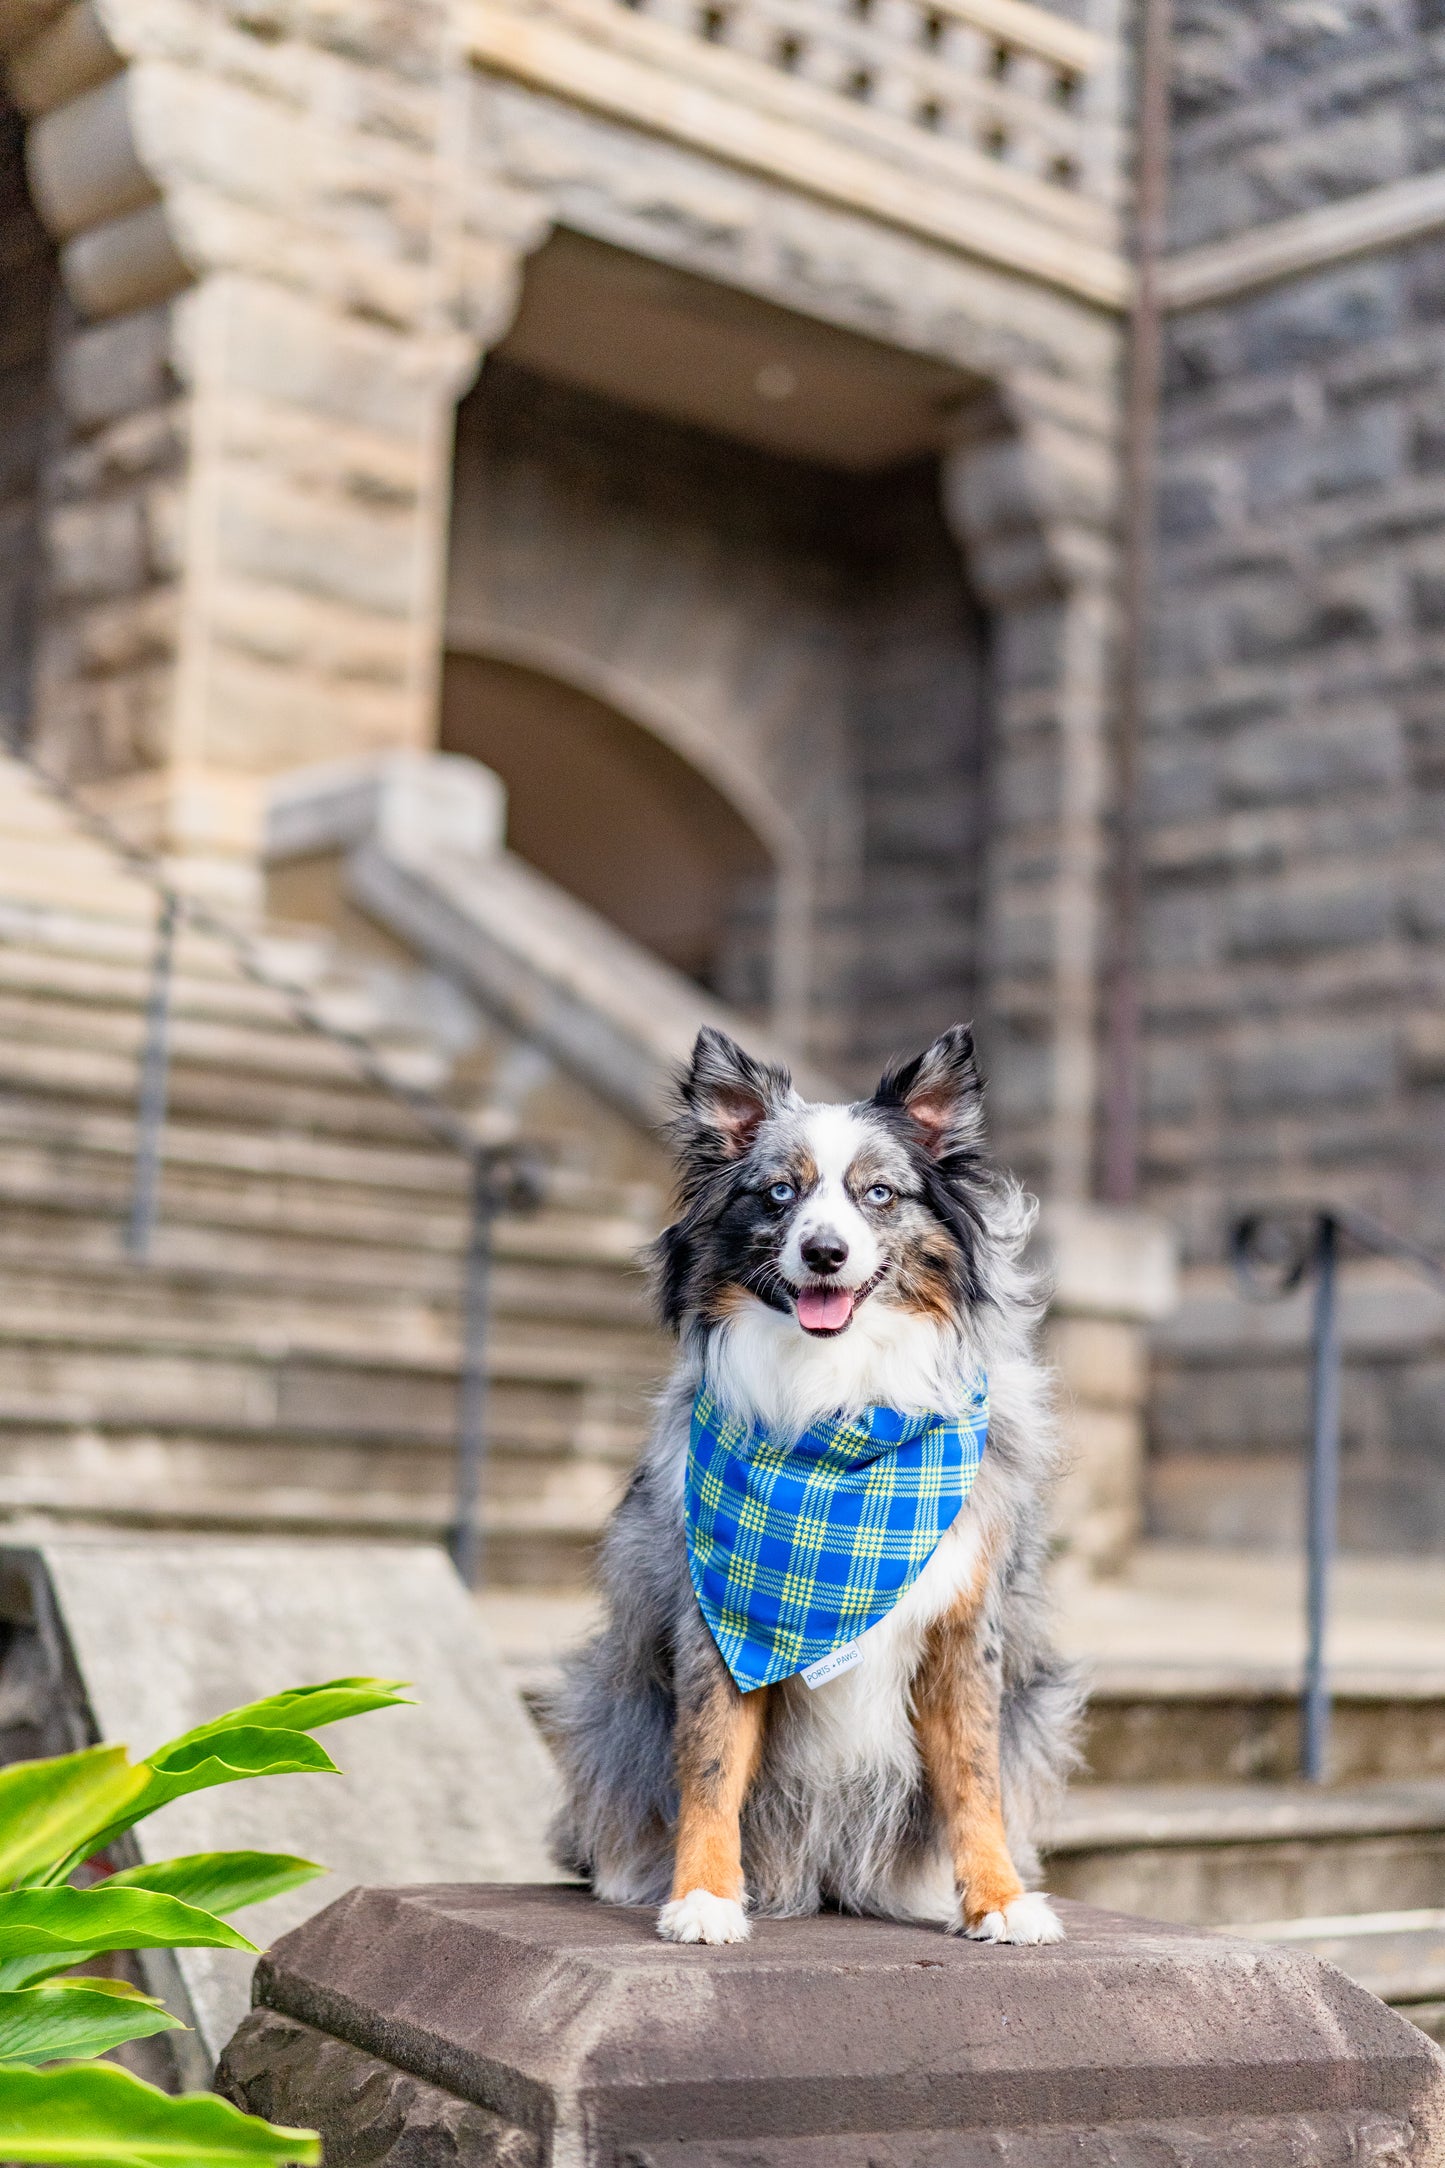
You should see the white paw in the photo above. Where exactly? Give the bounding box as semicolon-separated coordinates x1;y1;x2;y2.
657;1889;751;1945
963;1891;1065;1946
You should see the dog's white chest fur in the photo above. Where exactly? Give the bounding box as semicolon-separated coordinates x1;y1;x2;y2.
777;1509;985;1784
703;1289;986;1805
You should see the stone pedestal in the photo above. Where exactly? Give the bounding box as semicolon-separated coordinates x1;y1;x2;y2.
216;1883;1445;2166
1035;1200;1179;1575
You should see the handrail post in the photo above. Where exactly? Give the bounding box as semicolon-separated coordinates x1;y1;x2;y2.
452;1151;499;1593
1301;1212;1340;1784
124;891;179;1260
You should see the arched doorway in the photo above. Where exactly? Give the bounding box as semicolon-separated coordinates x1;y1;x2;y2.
440;651;780;1009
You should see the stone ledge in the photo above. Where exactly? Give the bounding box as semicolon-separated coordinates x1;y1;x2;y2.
263;751;835;1129
215;1883;1445;2166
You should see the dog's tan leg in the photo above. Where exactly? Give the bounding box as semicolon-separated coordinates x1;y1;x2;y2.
657;1664;767;1946
913;1584;1063;1946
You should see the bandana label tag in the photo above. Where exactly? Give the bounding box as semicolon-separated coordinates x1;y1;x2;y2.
801;1640;863;1690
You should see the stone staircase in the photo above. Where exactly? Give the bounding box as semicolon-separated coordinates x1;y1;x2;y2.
1050;1647;1445;2045
0;749;671;1583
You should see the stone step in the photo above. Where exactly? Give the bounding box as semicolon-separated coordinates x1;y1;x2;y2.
0;1422;637;1583
1081;1665;1445;1785
1044;1780;1445;1927
0;962;504;1089
0;837;163;918
0;982;439;1087
0;1210;652;1318
0;1428;627;1543
0;1268;663;1371
1242;1908;1445;2046
0;938;324;1028
0;752;665;1587
0;1084;470;1186
0;1032;490;1150
0;769;104;834
0;1304;661;1398
0;893;282;979
0;1106;655;1227
0;1159;654;1272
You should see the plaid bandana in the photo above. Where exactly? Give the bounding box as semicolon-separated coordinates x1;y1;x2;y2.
685;1378;988;1694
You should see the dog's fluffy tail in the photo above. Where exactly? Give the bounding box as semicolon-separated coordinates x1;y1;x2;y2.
1000;1645;1085;1883
542;1619;679;1904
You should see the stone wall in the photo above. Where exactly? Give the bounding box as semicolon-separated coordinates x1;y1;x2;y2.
444;359;989;1083
1143;0;1445;1547
0;0;515;876
33;299;186;795
0;100;57;746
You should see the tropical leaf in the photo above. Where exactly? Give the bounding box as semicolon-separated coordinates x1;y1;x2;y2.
0;1887;256;1990
0;1978;181;2065
77;1730;341;1866
158;1678;410;1754
97;1852;324;1918
0;1749;147;1891
0;2060;320;2162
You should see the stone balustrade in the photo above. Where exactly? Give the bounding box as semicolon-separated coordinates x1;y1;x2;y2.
613;0;1101;193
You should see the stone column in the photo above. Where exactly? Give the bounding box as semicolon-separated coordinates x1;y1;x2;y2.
944;376;1180;1573
0;0;544;891
943;375;1119;1204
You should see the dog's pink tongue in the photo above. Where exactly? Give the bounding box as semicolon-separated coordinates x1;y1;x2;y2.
797;1285;854;1332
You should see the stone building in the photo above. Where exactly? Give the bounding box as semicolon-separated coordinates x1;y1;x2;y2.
0;0;1439;1559
1145;0;1445;1554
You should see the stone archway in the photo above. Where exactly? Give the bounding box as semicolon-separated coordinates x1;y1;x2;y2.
439;647;783;1015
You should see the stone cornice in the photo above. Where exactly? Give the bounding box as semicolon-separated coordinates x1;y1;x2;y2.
1162;168;1445;314
464;0;1131;310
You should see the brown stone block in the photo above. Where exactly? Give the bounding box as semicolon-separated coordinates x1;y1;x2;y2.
60;305;178;430
211;577;413;685
215;480;422;617
44;496;147;601
68;586;179;674
32;660;171;779
216;1883;1445;2165
204;648;417;769
1047;1315;1148;1408
220;279;448;433
218;391;422;510
49;406;187;498
1405;1018;1445;1086
1053;1404;1143;1570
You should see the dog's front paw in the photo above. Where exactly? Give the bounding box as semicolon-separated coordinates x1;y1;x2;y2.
961;1891;1065;1946
657;1889;751;1945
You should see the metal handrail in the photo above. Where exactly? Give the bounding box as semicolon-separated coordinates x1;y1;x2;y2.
11;752;547;1588
1231;1205;1445;1783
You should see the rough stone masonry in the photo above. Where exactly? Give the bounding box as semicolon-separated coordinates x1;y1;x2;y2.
216;1882;1445;2165
1146;0;1445;1551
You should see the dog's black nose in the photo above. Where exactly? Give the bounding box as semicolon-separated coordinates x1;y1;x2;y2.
801;1231;848;1276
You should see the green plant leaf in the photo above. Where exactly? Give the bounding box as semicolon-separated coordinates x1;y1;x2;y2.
159;1678;411;1755
0;1979;182;2065
0;1749;147;1891
78;1730;342;1865
52;1680;408;1875
97;1852;325;1917
0;2060;320;2162
0;1887;257;1990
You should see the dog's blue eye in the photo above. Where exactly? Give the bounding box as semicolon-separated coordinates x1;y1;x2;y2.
865;1183;895;1207
768;1182;796;1206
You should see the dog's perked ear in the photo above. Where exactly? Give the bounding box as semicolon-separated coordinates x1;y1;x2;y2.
872;1026;984;1162
673;1027;795;1164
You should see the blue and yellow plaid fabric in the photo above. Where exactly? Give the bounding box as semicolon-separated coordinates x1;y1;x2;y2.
685;1378;988;1693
